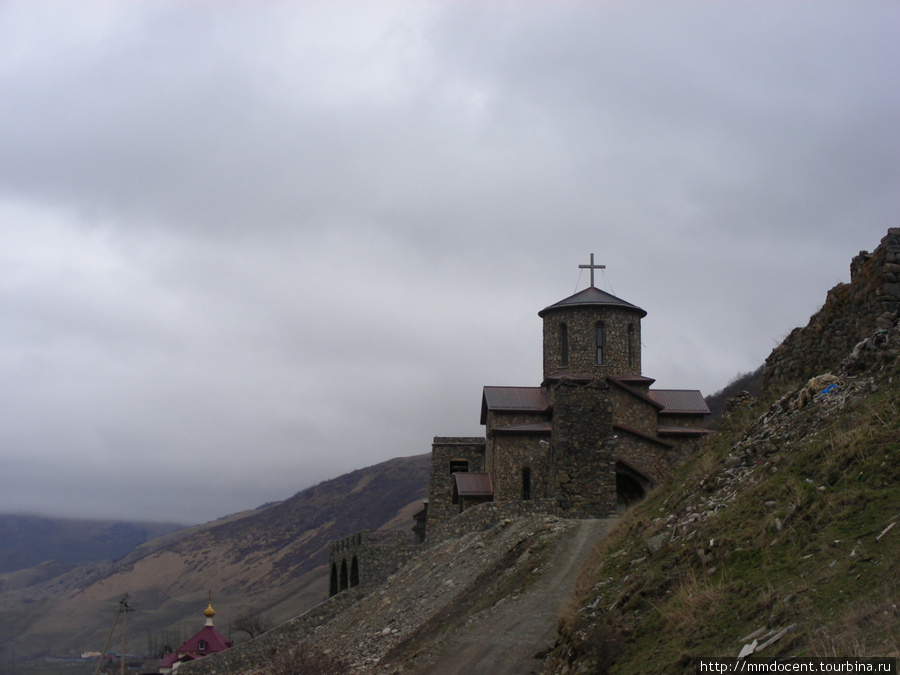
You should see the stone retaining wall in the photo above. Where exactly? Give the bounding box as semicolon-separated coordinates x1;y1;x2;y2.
426;498;559;542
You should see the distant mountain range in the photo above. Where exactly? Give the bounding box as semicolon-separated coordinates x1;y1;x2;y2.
0;515;184;574
0;453;430;662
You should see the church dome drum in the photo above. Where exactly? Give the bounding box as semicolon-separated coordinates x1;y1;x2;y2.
539;286;645;382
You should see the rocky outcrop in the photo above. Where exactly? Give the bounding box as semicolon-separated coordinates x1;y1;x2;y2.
762;228;900;396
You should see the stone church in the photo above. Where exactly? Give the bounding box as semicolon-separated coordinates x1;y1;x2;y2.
421;257;710;541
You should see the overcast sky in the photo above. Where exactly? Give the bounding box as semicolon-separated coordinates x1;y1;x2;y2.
1;1;897;524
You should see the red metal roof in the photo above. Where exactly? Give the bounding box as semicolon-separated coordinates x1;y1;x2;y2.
454;472;493;497
648;389;710;414
176;626;232;656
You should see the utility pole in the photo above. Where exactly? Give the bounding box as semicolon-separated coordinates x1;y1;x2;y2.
95;594;129;675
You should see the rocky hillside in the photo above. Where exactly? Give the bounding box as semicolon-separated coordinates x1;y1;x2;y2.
0;453;429;662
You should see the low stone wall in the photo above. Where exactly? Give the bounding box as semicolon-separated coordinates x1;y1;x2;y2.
328;529;420;596
762;228;900;396
427;498;559;542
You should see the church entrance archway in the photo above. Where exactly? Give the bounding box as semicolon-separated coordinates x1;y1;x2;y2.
615;462;650;514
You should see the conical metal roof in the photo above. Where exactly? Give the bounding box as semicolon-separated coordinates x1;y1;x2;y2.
538;286;646;318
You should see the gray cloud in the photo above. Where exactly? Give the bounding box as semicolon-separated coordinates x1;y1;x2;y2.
1;1;897;523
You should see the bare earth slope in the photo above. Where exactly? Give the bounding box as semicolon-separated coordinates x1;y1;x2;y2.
407;519;614;675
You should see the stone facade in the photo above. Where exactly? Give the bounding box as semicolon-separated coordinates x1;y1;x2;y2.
762;228;900;395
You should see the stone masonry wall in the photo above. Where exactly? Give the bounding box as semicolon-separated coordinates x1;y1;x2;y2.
608;384;659;436
426;498;559;542
484;409;549;435
762;228;900;396
488;433;551;502
542;306;642;383
426;438;485;533
550;379;618;517
612;433;668;485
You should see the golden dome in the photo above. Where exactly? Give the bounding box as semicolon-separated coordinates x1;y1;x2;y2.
204;601;215;618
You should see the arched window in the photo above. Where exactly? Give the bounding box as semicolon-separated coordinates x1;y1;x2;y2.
350;555;360;587
627;324;635;368
330;562;338;596
340;559;349;591
560;323;568;367
522;467;532;500
595;322;604;365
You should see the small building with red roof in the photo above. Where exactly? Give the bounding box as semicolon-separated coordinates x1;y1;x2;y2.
158;596;232;673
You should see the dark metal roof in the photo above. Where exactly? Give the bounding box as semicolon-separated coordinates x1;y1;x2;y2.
614;374;656;386
612;423;675;448
481;386;549;424
454;472;493;497
538;286;647;318
491;422;553;434
649;389;710;414
658;426;713;436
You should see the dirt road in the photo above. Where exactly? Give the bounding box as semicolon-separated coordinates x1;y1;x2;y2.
410;518;615;675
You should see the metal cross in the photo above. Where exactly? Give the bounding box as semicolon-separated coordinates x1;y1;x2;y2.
579;253;605;287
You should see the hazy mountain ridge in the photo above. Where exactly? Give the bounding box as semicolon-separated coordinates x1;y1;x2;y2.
0;453;430;662
0;515;184;574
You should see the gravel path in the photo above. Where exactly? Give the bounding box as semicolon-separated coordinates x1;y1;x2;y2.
408;519;614;675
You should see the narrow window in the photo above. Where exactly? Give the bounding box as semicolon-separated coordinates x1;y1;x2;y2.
595;322;604;365
627;324;635;368
340;559;349;590
522;467;532;500
560;323;568;367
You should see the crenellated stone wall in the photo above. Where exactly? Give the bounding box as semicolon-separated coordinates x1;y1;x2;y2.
328;530;418;598
762;228;900;396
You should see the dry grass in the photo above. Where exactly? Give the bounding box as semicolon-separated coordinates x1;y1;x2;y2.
651;567;725;630
265;643;349;675
808;598;900;658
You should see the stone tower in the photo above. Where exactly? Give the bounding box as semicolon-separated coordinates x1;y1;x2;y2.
539;285;646;384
